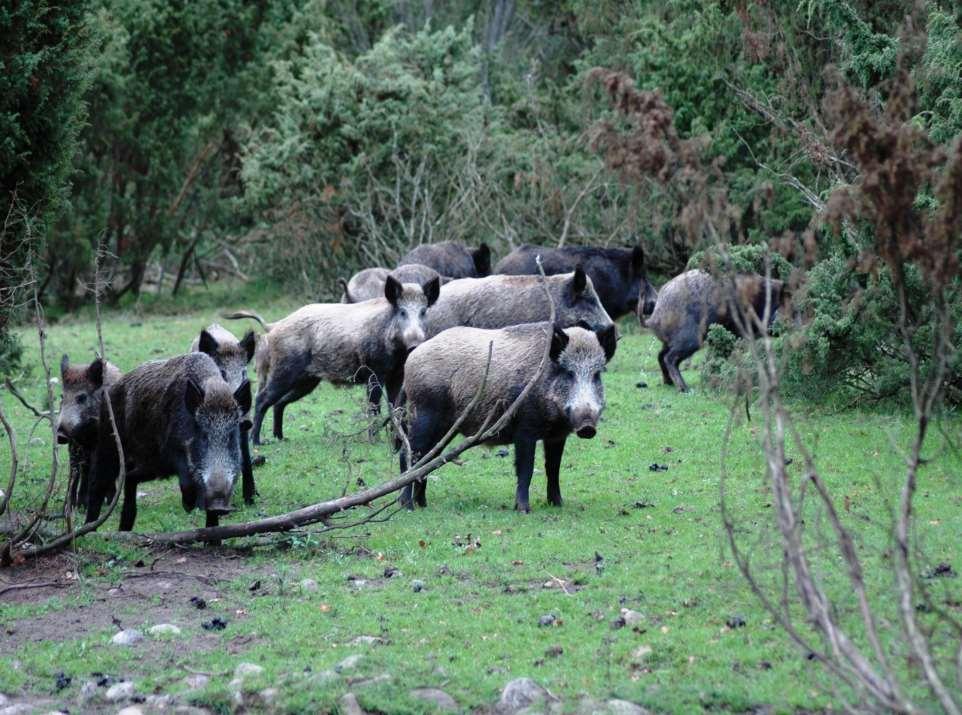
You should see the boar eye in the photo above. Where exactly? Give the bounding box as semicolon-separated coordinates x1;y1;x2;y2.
77;394;87;405
400;309;408;318
419;308;427;318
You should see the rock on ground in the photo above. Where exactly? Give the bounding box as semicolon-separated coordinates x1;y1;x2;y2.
299;578;318;592
410;688;458;711
339;693;366;715
105;681;135;702
116;707;145;715
149;623;182;637
182;674;209;691
336;654;363;672
233;662;265;679
110;629;143;646
605;699;651;715
497;678;557;714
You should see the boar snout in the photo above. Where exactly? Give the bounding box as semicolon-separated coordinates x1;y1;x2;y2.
566;406;600;439
575;423;597;439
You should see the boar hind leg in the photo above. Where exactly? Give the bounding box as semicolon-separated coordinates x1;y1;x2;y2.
271;377;320;441
252;357;310;444
514;437;537;513
400;408;445;509
240;428;256;504
544;438;566;507
118;473;140;531
664;340;698;392
657;344;673;386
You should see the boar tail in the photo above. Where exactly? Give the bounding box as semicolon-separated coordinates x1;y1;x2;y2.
338;278;353;303
222;310;270;331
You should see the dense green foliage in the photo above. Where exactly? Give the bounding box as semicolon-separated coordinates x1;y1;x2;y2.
0;0;90;371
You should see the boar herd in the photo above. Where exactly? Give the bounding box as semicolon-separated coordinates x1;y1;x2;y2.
54;240;785;530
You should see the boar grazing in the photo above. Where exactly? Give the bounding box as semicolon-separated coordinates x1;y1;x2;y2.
401;322;617;512
85;352;251;530
398;241;491;279
191;324;257;504
57;356;122;508
341;264;442;303
495;243;657;320
426;269;614;337
646;269;784;392
232;275;440;445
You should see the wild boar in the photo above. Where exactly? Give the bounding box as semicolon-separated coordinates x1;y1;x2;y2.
646;269;784;392
228;275;440;445
495;243;657;320
191;324;257;504
85;352;252;531
398;241;491;279
56;356;122;508
400;322;617;512
340;264;443;303
426;269;613;337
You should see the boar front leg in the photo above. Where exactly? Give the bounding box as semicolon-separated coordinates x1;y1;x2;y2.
513;437;537;513
544;438;566;507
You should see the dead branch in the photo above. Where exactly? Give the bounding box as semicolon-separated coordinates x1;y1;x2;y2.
3;379;50;419
0;400;17;517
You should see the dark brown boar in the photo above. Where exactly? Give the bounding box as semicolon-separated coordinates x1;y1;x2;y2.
645;269;784;392
400;321;617;512
85;352;252;531
398;241;491;279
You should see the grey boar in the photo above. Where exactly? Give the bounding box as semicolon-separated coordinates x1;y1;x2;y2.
495;243;657;320
85;352;252;531
56;356;122;508
398;241;491;279
400;322;617;512
340;264;442;303
646;269;784;392
426;268;613;337
191;324;257;504
228;275;440;445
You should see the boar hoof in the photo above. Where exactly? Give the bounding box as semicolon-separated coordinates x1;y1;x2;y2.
515;501;531;514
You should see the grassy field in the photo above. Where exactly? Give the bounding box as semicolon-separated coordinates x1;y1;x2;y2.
1;284;960;714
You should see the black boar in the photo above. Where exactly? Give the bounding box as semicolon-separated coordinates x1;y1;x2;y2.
56;356;122;508
85;352;252;531
646;269;784;392
398;241;491;279
426;269;613;337
494;243;657;320
400;322;617;512
340;264;442;303
230;275;440;445
191;324;257;504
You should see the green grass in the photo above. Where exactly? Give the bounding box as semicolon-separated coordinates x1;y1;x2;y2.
1;290;960;713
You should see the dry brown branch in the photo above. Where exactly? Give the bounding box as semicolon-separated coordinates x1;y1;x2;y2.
3;379;50;419
0;400;17;517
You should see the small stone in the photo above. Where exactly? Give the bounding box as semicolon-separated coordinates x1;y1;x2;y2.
497;678;556;714
182;674;209;691
111;629;143;646
335;654;363;672
299;578;318;592
172;708;213;715
233;662;264;679
339;693;365;715
619;608;644;625
350;636;383;646
79;681;98;701
105;681;135;702
145;694;174;708
410;688;457;711
538;614;556;627
149;623;181;637
227;679;243;693
0;705;33;715
631;645;652;661
117;707;145;715
605;700;651;715
411;579;425;593
258;688;278;706
355;673;392;688
726;614;747;629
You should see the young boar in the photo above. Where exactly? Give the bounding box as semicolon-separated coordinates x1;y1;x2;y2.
646;269;784;392
56;356;122;508
340;264;442;303
400;322;617;512
190;324;257;504
495;244;658;320
85;352;252;531
398;241;491;279
426;269;614;337
231;275;440;445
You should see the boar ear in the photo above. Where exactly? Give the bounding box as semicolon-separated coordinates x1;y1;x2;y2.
240;418;253;432
572;266;588;295
549;325;569;362
473;243;492;276
185;378;205;415
86;358;105;388
596;324;618;362
384;275;403;306
233;378;252;415
423;276;440;306
60;354;70;378
631;245;646;276
198;329;218;357
239;330;256;363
